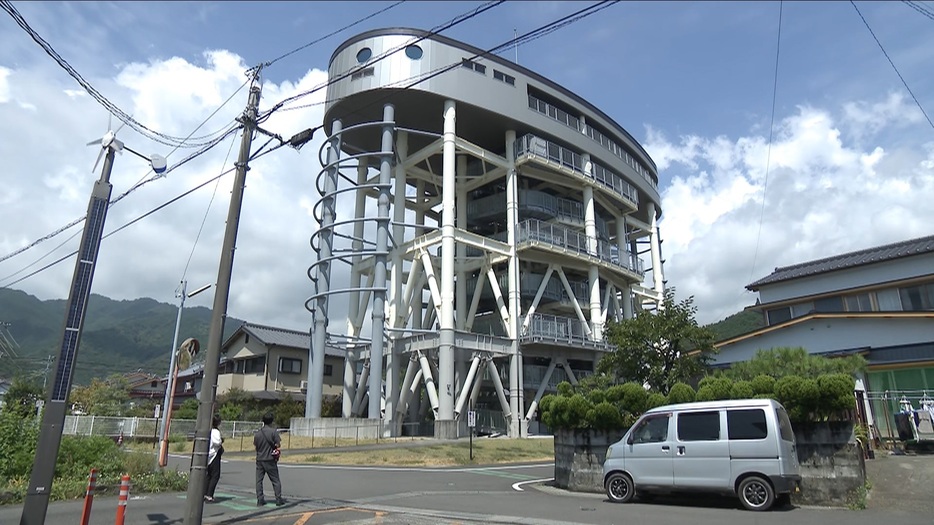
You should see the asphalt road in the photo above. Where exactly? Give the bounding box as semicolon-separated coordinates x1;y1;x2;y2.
2;447;932;525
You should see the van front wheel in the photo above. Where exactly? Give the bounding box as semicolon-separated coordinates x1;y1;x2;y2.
738;476;775;511
605;472;635;503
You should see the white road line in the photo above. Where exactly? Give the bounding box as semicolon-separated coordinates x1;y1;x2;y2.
277;462;554;473
512;477;554;491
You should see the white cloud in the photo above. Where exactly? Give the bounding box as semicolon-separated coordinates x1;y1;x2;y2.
0;66;10;103
0;49;328;332
646;100;934;325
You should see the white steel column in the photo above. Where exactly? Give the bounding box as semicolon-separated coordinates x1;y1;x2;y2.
387;130;408;434
438;100;457;427
648;202;664;304
368;104;394;419
505;130;521;437
616;215;634;320
583;180;602;341
308;119;340;418
455;155;468;398
342;158;369;417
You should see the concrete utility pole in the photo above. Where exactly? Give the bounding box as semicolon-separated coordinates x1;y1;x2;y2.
183;70;262;525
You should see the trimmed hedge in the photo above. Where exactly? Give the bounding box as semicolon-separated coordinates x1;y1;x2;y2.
541;373;856;430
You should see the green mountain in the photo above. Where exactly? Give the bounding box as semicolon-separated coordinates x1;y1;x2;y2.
704;308;765;343
0;288;243;386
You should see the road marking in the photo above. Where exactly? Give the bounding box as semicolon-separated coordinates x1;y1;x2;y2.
278;462;554;473
511;477;553;492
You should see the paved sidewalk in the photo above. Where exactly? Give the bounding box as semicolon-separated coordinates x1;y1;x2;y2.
865;451;934;514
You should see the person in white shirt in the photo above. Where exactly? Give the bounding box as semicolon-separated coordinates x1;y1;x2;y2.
204;414;223;502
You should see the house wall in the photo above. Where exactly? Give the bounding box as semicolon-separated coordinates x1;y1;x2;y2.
714;317;934;366
757;253;934;305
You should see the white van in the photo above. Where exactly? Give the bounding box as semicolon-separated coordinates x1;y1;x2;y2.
602;398;801;511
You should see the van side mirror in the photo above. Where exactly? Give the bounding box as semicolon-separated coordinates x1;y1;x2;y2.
626;435;633;445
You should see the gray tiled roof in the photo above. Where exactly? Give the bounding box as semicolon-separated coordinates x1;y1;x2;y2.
748;233;934;289
240;322;345;357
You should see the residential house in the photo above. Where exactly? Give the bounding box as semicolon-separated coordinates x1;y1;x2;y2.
217;322;345;402
124;370;163;401
715;234;934;438
167;362;204;409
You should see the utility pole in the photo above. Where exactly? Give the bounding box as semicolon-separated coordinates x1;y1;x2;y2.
20;146;118;525
41;355;53;390
183;69;262;525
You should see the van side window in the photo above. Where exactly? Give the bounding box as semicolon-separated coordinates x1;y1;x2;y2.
677;411;720;441
776;407;795;442
632;414;669;443
727;409;768;440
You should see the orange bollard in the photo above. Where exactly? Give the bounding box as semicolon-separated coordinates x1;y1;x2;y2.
79;468;98;525
114;475;130;525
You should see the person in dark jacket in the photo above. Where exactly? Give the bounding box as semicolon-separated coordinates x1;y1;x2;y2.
253;412;285;506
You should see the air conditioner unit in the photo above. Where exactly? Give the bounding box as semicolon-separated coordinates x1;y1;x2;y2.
300;380;308;391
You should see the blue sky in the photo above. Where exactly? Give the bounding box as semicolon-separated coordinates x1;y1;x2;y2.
1;1;933;331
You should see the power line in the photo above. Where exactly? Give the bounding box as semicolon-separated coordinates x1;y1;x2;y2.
0;0;236;148
0;127;288;290
264;0;408;68
851;1;934;131
748;0;783;287
902;0;934;21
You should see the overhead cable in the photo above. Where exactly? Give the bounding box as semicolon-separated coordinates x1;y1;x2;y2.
852;1;934;131
264;1;407;68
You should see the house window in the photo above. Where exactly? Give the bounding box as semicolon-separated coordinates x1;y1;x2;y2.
243;357;264;374
324;364;333;376
899;284;934;311
814;295;844;312
766;306;791;325
493;69;515;85
678;411;721;441
279;357;302;374
405;44;423;60
844;293;873;312
356;47;372;63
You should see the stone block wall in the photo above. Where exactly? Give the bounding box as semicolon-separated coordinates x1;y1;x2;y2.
792;421;866;507
553;428;626;493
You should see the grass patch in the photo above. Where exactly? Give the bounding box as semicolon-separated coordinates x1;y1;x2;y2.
277;436;555;467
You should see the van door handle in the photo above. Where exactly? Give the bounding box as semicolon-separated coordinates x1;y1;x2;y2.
677;446;685;455
661;445;670;452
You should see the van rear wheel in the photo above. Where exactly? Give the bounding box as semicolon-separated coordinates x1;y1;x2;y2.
605;472;635;503
738;476;775;511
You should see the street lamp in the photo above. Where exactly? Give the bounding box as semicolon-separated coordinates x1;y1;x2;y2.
157;280;211;467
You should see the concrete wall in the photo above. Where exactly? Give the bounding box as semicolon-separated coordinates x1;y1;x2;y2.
553;428;626;493
792;421;866;507
291;417;381;439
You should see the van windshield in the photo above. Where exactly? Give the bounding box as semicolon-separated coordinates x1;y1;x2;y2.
776;407;795;442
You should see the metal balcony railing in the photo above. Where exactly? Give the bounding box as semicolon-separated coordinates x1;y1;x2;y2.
517;219;644;275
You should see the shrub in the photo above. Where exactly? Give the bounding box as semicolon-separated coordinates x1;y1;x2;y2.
617;382;648;414
774;375;821;421
556;381;574;397
588;402;624;430
666;382;696;404
730;380;755;399
586;389;607;405
646;393;668;410
750;374;776;395
817;373;856;417
0;411;39;480
56;436;125;481
565;394;594;429
697;376;733;400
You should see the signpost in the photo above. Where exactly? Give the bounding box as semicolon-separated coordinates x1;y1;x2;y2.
468;408;477;461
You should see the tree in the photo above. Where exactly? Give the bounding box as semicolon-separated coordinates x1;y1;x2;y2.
70;374;131;416
1;376;44;418
722;347;867;381
599;289;716;394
